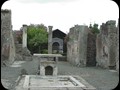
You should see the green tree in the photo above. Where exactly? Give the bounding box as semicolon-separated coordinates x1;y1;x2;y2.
27;24;48;54
89;23;100;34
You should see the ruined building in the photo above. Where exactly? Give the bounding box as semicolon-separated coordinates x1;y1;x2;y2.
1;9;32;65
67;25;88;67
67;20;119;70
48;27;67;54
13;30;23;60
67;25;97;67
13;25;32;61
1;9;16;66
52;29;67;54
96;20;117;69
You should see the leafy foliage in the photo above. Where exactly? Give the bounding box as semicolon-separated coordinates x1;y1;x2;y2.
89;23;100;34
27;24;48;54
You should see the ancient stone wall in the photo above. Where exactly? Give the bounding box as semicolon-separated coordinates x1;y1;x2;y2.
67;25;88;67
13;30;22;44
1;9;16;66
96;20;117;69
14;25;32;61
86;31;96;66
67;26;78;66
107;21;117;68
116;19;119;74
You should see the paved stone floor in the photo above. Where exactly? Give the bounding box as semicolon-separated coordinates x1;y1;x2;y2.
1;60;119;90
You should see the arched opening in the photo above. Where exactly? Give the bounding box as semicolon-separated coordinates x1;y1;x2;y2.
45;66;53;75
52;42;59;53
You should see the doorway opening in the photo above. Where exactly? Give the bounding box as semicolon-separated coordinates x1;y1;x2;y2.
45;66;53;75
52;42;59;53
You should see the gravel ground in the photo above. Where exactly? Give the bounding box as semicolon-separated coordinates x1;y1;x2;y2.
1;60;119;90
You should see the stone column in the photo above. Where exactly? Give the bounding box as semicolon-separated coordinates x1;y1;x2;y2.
48;26;53;54
22;25;27;48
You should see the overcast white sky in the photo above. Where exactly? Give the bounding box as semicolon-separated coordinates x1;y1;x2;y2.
2;0;119;33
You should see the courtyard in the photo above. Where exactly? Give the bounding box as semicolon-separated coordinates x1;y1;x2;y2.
1;60;119;90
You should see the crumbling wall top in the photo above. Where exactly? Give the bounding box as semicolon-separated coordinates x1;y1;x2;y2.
1;9;11;13
23;24;27;27
106;20;116;26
